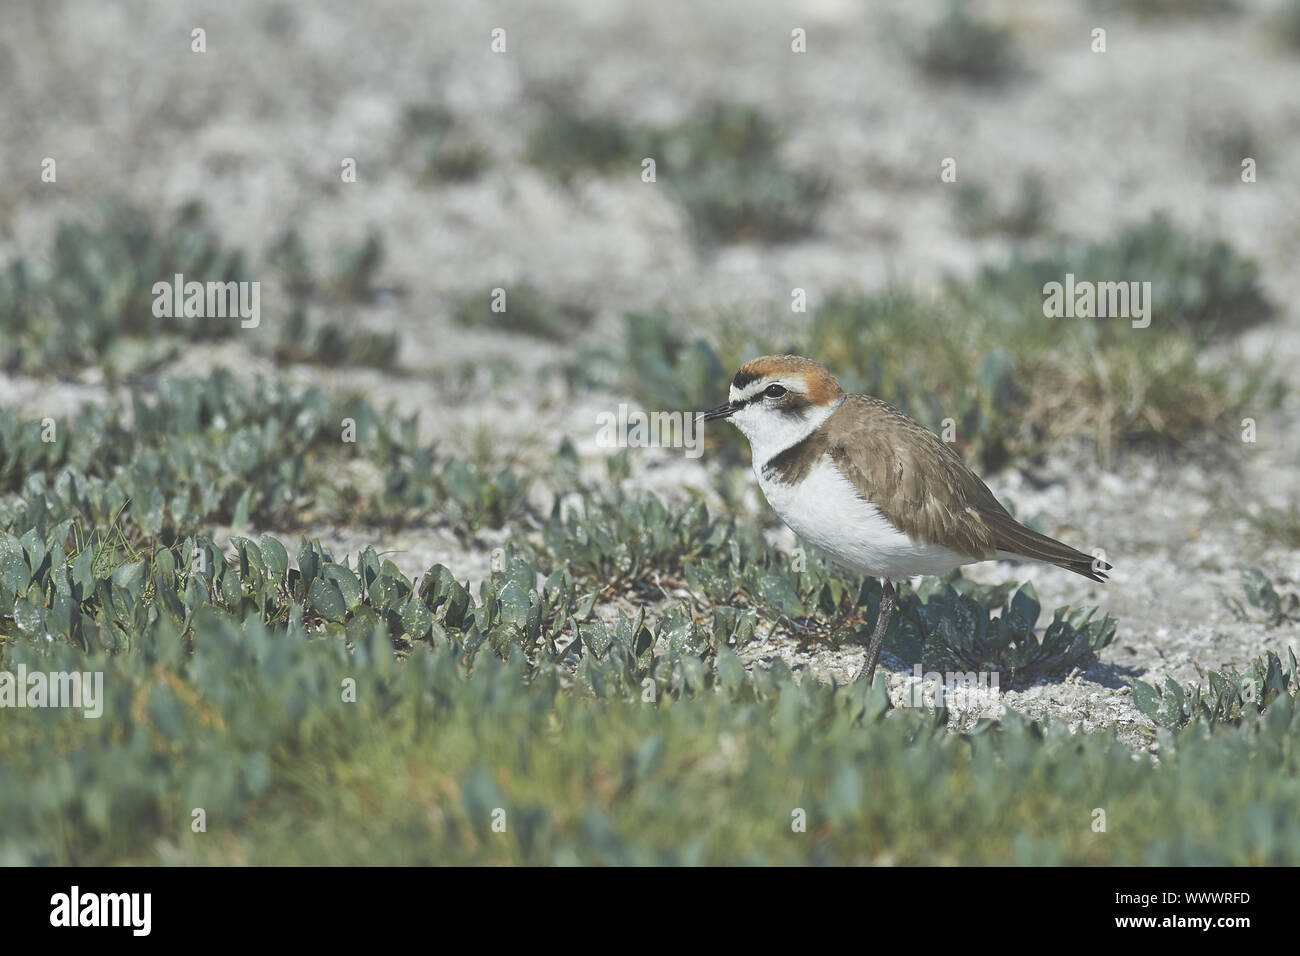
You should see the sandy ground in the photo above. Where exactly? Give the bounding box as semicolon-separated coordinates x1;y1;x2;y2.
2;0;1298;745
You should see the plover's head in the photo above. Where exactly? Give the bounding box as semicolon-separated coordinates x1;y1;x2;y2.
699;355;845;457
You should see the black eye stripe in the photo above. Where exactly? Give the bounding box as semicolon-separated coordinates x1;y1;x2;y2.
730;383;792;409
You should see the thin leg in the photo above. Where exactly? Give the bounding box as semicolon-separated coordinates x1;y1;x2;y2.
855;580;896;685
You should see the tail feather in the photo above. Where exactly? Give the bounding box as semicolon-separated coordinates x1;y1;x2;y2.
983;511;1110;583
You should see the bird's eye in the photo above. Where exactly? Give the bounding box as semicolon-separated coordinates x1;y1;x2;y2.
763;384;787;398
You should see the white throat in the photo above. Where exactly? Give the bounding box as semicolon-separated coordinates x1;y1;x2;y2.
730;394;844;467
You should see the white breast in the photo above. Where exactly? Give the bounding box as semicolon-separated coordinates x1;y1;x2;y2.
757;454;972;580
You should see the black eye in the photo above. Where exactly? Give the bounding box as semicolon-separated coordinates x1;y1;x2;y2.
763;384;787;398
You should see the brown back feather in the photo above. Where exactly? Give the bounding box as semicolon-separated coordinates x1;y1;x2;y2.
822;395;1109;582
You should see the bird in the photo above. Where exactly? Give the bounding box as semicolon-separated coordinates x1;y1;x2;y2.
698;355;1109;686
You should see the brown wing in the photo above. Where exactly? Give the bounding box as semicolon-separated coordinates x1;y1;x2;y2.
825;395;1109;582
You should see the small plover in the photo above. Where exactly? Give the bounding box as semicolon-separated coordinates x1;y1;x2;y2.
700;355;1109;685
